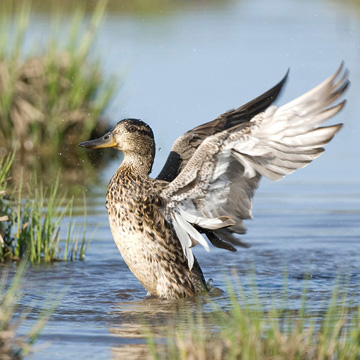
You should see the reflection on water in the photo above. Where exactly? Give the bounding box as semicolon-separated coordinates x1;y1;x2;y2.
109;298;196;359
111;345;150;360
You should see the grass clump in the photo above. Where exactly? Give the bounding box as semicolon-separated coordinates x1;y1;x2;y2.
0;154;89;263
148;276;360;360
0;0;117;155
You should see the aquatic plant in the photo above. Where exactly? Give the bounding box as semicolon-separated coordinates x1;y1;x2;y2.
148;275;360;360
0;154;89;263
0;262;52;359
0;0;117;156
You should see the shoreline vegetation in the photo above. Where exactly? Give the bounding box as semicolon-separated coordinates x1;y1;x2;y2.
0;1;109;355
0;0;116;154
0;0;118;187
0;153;89;263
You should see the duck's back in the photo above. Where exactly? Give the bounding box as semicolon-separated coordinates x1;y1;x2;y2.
105;167;206;299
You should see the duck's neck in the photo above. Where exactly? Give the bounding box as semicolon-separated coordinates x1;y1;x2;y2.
120;152;154;177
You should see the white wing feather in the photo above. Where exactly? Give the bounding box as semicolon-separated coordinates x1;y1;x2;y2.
162;64;348;268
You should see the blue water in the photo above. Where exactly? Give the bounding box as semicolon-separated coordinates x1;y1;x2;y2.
3;0;360;358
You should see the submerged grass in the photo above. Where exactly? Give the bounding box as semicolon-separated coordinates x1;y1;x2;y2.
0;154;89;263
148;275;360;360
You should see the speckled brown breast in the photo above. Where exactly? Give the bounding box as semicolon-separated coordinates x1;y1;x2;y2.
105;166;207;299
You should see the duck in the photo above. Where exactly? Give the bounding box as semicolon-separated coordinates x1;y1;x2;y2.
79;64;348;299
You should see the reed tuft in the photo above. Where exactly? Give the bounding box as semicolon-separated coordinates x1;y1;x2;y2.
0;154;89;263
0;0;117;156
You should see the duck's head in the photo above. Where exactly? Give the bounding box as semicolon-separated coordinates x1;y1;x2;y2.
79;118;155;157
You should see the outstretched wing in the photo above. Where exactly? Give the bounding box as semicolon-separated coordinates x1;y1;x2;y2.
156;71;289;182
160;64;348;269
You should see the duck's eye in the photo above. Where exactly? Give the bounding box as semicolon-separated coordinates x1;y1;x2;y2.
128;126;136;132
104;134;110;140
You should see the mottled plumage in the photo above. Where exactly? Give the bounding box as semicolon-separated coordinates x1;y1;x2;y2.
106;166;207;298
79;64;348;299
